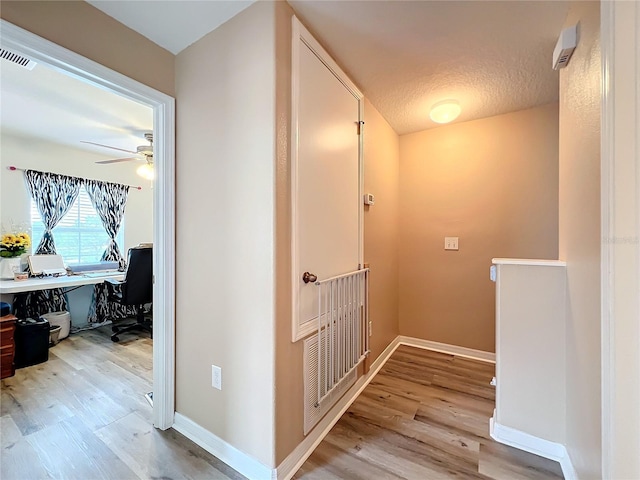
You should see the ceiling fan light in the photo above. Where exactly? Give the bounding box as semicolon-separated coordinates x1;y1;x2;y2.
429;99;461;124
137;163;154;180
137;146;153;155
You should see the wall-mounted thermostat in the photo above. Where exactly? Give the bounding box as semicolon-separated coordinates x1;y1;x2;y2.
364;193;375;205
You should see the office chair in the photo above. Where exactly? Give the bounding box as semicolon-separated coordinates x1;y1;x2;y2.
105;246;153;342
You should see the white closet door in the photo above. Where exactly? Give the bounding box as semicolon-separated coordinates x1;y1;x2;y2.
292;19;362;341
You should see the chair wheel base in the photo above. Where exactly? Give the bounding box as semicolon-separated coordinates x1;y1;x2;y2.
111;335;120;343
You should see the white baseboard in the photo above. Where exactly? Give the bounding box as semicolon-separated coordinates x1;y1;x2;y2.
397;336;496;363
559;452;578;480
275;336;402;480
173;412;273;480
490;413;577;480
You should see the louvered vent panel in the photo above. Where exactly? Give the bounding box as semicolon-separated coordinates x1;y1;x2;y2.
303;331;357;434
0;48;36;70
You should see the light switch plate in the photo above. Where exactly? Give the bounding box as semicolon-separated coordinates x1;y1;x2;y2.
212;365;222;390
445;237;459;251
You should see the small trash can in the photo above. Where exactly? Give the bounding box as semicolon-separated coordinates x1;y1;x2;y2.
49;324;62;346
14;318;50;369
42;311;71;340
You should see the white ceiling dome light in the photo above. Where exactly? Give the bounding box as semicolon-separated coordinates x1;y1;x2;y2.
429;100;461;124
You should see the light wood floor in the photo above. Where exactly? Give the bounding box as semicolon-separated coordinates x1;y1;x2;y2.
294;345;564;480
3;334;564;480
1;326;244;480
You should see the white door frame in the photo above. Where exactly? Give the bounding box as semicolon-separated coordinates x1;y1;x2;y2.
600;2;640;478
0;20;176;430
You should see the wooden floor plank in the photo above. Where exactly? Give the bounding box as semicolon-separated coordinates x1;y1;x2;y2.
0;358;76;436
360;383;421;417
335;413;490;479
324;422;466;479
372;372;495;416
338;396;483;470
1;414;52;480
95;410;236;480
24;415;139;480
75;359;153;421
415;398;492;440
294;454;352;480
295;346;563;479
479;441;563;479
0;415;22;448
301;440;406;480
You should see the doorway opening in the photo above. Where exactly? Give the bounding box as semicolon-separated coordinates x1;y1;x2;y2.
0;19;175;429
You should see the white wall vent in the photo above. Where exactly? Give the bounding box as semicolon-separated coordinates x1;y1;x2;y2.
552;25;577;70
0;48;37;70
303;331;357;434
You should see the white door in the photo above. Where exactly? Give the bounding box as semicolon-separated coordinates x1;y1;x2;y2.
292;19;363;341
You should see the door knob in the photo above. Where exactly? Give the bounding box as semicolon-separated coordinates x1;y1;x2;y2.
302;272;318;284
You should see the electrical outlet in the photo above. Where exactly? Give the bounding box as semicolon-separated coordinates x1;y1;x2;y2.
444;237;459;251
212;365;222;390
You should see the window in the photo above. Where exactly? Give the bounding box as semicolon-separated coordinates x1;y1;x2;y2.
31;186;124;265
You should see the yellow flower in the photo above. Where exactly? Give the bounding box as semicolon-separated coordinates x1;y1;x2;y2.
2;234;16;245
0;231;30;253
17;233;31;247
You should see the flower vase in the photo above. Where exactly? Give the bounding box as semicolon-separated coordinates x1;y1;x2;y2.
0;257;21;280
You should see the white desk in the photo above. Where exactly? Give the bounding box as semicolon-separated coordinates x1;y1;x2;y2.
0;272;125;294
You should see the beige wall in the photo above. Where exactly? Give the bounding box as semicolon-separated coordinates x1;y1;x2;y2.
398;104;559;352
363;99;400;361
558;2;601;478
175;2;276;468
274;0;305;466
0;1;174;97
274;12;401;464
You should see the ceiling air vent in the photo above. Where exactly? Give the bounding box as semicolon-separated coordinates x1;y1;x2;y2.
0;48;37;70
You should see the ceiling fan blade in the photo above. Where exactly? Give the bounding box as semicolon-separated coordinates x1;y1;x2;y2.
81;141;138;155
95;157;139;165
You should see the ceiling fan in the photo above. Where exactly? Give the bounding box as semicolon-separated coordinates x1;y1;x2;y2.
82;132;154;179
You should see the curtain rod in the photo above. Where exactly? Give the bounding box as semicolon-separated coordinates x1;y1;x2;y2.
6;166;143;190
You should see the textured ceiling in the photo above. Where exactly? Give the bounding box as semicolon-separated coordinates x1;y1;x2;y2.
289;1;570;134
87;0;255;54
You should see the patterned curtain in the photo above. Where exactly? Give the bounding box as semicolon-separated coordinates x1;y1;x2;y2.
14;170;82;318
85;179;129;269
85;179;135;323
25;170;82;254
